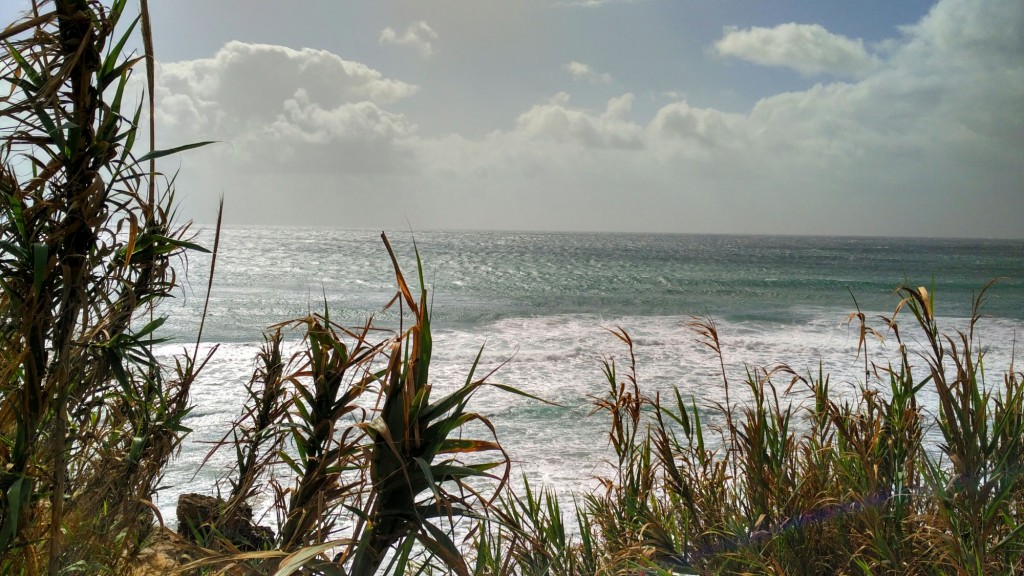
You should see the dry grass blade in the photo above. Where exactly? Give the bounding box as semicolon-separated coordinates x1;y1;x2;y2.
140;0;156;205
0;11;55;41
381;231;418;315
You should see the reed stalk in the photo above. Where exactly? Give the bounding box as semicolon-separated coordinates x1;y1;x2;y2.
0;1;211;572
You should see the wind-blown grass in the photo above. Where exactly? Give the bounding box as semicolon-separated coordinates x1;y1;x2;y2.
473;282;1023;576
0;1;212;573
2;3;1022;576
182;234;539;576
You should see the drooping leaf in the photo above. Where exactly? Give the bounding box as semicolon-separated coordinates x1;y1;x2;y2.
272;540;349;576
133;141;216;165
419;521;470;576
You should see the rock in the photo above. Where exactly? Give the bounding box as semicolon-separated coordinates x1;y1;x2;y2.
129;526;185;576
175;493;274;551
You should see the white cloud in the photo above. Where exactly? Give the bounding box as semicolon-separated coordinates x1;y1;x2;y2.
900;0;1023;68
563;61;613;84
463;0;1022;235
715;23;878;76
379;21;438;58
154;0;1023;238
512;93;644;149
650;100;746;157
549;92;571;106
155;41;417;174
158;41;417;115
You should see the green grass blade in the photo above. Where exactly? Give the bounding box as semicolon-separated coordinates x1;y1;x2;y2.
133;141;216;165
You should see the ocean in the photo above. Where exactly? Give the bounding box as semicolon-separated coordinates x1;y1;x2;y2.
155;228;1024;523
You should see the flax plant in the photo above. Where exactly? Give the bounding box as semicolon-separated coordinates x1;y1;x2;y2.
185;330;289;552
473;477;598;576
897;283;1024;574
228;330;289;513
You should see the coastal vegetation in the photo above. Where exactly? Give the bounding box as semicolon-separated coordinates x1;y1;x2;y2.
2;2;1022;575
0;1;211;573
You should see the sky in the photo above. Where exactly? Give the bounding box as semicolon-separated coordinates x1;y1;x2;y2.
3;0;1023;238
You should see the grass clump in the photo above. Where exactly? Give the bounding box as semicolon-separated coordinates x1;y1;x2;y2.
472;282;1023;576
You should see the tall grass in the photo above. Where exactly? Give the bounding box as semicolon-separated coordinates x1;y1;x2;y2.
472;282;1023;576
3;3;1022;576
0;1;212;573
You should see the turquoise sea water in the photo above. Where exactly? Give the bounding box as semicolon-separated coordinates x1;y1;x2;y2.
156;228;1024;522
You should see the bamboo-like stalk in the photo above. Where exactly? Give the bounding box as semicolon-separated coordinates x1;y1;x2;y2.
0;2;211;571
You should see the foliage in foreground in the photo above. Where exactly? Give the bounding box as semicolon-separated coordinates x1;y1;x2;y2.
474;283;1024;576
183;235;518;576
2;3;1023;576
0;1;210;573
189;272;1024;576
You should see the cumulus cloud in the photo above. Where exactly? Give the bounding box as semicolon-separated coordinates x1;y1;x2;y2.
512;93;644;149
650;101;746;157
453;0;1022;235
715;23;877;76
901;0;1024;66
155;0;1022;237
155;41;418;174
379;21;438;58
563;61;613;84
